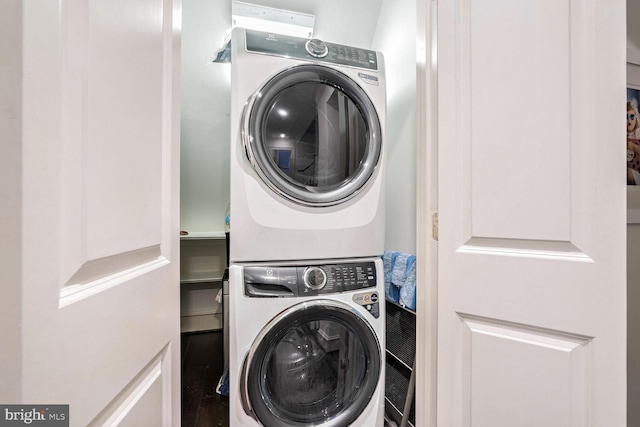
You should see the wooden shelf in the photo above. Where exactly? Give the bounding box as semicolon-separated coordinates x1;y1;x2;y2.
180;231;226;240
179;232;227;333
180;273;224;284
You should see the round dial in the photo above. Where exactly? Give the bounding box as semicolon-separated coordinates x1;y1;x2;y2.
303;267;327;290
305;39;329;58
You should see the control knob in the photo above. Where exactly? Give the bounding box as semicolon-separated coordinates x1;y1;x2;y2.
305;39;329;58
303;267;327;290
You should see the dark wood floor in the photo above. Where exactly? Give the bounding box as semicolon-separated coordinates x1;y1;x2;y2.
181;330;229;427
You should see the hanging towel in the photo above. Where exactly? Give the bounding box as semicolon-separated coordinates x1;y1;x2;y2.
382;251;399;303
391;252;413;289
382;251;417;310
399;257;417;310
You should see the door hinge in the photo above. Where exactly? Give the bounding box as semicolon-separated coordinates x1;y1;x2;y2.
432;212;439;241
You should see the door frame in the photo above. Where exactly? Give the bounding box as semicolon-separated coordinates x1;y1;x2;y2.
415;0;438;426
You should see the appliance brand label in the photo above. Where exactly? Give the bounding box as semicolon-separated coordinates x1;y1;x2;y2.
358;73;379;86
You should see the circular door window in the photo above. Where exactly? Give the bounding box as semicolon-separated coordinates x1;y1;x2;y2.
242;65;382;206
241;300;381;427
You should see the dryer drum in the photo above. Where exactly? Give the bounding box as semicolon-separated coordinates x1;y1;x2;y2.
242;64;383;207
241;300;382;427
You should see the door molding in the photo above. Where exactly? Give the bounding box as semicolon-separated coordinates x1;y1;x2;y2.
415;0;438;426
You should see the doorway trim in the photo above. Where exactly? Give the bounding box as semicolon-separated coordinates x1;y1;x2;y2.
415;0;438;426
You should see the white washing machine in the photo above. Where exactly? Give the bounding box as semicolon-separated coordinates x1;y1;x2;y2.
229;257;385;426
230;28;386;263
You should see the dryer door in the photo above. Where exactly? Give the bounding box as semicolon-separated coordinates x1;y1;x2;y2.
243;65;382;207
241;300;382;427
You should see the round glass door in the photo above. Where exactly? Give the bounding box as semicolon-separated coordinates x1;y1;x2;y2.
243;65;382;206
241;300;381;427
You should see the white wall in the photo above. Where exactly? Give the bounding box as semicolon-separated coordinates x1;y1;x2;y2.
180;0;231;332
372;0;417;254
181;0;231;233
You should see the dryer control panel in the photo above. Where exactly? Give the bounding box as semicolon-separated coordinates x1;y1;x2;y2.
245;29;379;71
244;261;377;298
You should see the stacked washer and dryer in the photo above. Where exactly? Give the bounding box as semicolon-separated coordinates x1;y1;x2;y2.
228;28;387;427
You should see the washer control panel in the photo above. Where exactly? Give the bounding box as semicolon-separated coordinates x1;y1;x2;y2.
245;29;379;71
244;261;377;297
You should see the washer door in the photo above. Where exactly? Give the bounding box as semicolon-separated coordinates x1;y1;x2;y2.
242;64;382;206
241;300;381;427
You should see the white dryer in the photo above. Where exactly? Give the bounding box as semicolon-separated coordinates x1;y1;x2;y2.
230;28;386;263
229;257;385;426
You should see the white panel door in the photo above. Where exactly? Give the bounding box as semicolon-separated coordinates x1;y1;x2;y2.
437;0;627;426
7;0;181;425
